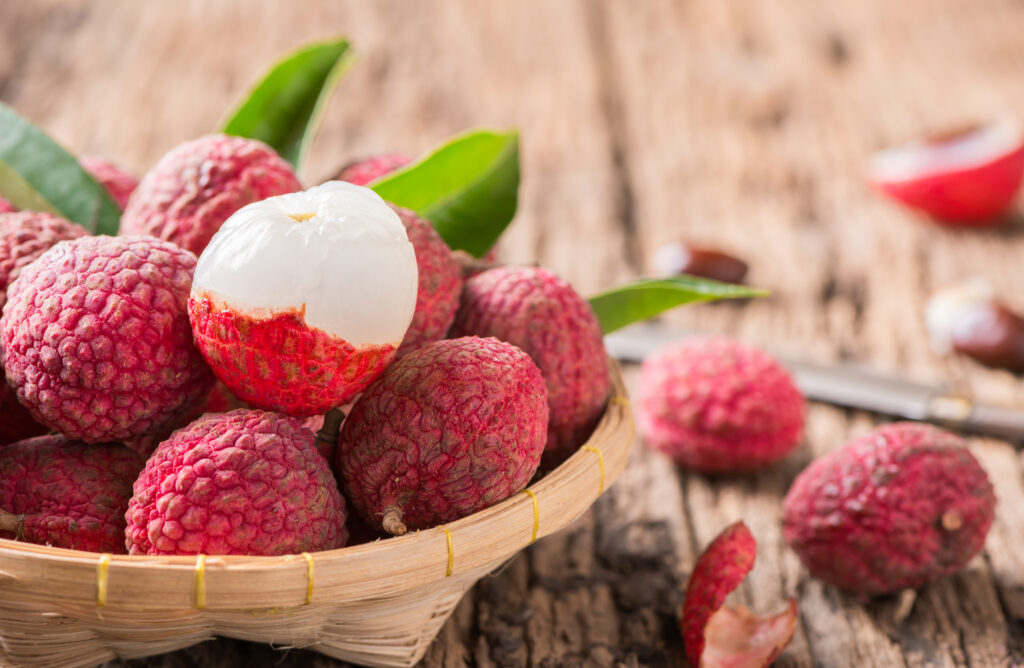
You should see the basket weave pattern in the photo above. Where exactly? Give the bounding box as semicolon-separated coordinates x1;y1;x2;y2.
0;362;633;668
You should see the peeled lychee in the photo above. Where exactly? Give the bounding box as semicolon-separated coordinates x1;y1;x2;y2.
682;521;798;668
338;336;548;535
119;134;302;255
869;121;1024;224
0;435;144;553
80;156;139;210
782;422;996;595
189;181;417;416
336;153;411;186
391;205;462;357
636;338;804;473
450;266;610;458
1;235;214;443
125;409;347;555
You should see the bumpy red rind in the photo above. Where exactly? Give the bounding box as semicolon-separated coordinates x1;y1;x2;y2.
450;266;610;460
336;153;411;186
80;156;139;210
782;422;996;595
0;435;144;553
125;409;347;555
338;336;548;534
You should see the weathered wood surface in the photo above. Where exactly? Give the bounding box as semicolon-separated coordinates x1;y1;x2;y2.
2;0;1024;665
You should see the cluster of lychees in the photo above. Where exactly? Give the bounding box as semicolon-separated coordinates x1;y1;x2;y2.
0;134;611;556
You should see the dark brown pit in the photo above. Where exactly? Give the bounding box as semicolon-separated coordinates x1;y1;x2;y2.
950;302;1024;372
657;243;748;284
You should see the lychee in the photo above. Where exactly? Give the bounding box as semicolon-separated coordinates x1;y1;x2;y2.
189;181;417;416
0;197;14;213
450;266;610;459
125;409;347;555
0;435;144;553
636;337;804;473
1;211;89;311
336;153;411;186
681;521;797;668
119;134;302;255
1;235;214;443
869;121;1024;225
79;156;139;210
338;336;548;535
782;422;996;595
391;205;462;358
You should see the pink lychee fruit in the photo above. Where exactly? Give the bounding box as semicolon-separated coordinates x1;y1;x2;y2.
79;156;139;210
390;205;462;358
119;134;302;255
0;435;145;553
450;266;610;460
0;197;14;213
1;235;214;443
869;120;1024;225
189;181;418;416
782;422;996;595
1;211;88;311
125;408;347;555
636;337;804;473
336;153;411;186
682;521;798;668
338;336;548;536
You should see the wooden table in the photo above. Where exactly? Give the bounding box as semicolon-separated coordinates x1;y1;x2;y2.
3;1;1023;665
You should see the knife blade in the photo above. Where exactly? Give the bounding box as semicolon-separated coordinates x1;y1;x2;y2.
605;323;1024;442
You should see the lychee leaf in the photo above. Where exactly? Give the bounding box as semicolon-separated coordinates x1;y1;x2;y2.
589;276;767;335
221;38;354;170
0;103;122;234
370;129;520;258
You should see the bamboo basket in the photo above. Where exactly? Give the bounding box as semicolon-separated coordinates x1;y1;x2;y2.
0;361;634;668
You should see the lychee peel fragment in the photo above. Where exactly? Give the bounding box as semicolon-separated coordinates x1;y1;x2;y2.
782;422;996;595
0;436;144;553
125;409;347;556
189;181;418;416
338;337;548;535
682;521;797;668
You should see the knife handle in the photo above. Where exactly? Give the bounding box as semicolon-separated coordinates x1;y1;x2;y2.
963;403;1024;442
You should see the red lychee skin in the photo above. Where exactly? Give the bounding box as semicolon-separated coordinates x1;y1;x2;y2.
79;156;139;210
0;211;89;312
0;435;144;553
338;337;548;534
450;267;610;459
391;205;462;358
871;144;1024;225
782;422;996;595
119;134;302;255
188;294;397;417
336;153;411;186
0;197;14;213
636;338;804;473
682;521;756;667
125;409;347;556
1;236;215;443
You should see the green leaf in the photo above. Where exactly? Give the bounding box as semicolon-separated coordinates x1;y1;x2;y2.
589;276;768;335
371;129;520;257
222;37;354;168
0;102;122;235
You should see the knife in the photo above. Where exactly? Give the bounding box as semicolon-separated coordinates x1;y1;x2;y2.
605;323;1024;442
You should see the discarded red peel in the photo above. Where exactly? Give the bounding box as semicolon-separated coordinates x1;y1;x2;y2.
702;599;798;668
869;121;1024;225
681;521;797;668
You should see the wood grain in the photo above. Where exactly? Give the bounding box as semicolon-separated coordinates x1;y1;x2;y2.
1;0;1023;666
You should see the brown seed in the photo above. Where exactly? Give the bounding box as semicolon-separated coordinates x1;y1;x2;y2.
652;242;748;284
926;281;1024;372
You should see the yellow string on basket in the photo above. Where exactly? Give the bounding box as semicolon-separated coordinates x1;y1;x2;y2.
440;526;454;577
582;445;605;496
302;552;314;605
194;554;207;610
609;395;631;408
96;553;112;607
522;489;539;543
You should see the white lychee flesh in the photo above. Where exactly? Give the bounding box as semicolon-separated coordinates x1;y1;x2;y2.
192;181;418;345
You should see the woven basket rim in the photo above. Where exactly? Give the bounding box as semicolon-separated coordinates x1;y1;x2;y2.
0;359;634;611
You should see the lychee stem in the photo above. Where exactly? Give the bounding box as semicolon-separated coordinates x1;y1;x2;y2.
941;510;963;531
382;506;408;536
0;509;25;538
452;250;503;277
316;408;345;449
